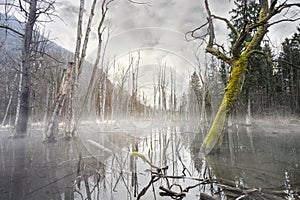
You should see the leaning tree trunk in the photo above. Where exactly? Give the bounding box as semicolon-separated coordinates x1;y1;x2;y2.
200;58;247;155
44;62;74;142
197;0;273;156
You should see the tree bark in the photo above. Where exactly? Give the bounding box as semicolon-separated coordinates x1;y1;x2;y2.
199;0;273;155
75;0;112;124
200;60;247;155
64;0;85;138
1;74;17;127
15;0;37;137
44;62;74;142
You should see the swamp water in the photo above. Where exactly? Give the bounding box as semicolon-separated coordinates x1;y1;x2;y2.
0;120;299;200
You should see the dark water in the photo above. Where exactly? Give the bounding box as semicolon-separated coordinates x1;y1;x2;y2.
0;120;299;200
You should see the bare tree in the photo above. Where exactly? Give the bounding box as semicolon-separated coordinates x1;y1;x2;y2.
128;51;140;116
0;0;56;137
14;0;38;137
153;76;158;116
74;0;114;127
187;0;300;155
1;74;17;127
44;0;112;140
44;62;74;141
111;56;132;118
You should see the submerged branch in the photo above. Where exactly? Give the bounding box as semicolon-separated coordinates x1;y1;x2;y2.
128;0;150;5
131;151;161;169
137;175;160;200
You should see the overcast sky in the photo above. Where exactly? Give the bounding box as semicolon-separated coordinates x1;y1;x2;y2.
35;0;300;104
47;0;223;99
46;0;299;69
2;0;299;67
1;0;299;105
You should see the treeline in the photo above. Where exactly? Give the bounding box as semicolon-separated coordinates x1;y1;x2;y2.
187;28;300;124
185;0;300;124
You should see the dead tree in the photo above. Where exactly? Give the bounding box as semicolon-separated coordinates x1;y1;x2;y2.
0;0;56;136
75;0;113;124
153;77;158;117
14;0;38;137
128;52;140;116
44;62;74;142
63;0;113;137
160;62;167;112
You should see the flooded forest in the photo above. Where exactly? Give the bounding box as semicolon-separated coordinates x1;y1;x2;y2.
0;0;300;200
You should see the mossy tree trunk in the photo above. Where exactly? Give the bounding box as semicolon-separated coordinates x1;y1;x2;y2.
200;58;247;155
190;0;300;155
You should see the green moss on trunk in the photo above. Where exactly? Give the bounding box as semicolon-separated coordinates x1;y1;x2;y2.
200;58;247;155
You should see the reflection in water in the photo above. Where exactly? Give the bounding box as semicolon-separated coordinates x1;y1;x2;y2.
11;138;26;200
0;121;299;199
207;123;300;199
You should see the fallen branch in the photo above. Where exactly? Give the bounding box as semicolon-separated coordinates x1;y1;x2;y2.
131;151;161;169
86;139;113;153
159;186;186;199
137;175;160;200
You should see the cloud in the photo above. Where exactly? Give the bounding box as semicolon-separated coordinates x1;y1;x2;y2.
48;0;299;81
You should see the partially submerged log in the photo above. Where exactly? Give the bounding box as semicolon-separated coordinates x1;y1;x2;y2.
86;139;113;153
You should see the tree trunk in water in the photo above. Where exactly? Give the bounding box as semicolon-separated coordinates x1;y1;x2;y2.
246;90;252;125
200;60;246;155
198;0;273;156
14;65;23;130
15;0;37;137
1;74;17;127
44;62;74;142
65;61;77;138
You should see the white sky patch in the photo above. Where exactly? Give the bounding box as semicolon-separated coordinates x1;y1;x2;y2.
105;48;194;107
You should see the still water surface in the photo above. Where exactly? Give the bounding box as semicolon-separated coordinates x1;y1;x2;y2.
0;120;299;199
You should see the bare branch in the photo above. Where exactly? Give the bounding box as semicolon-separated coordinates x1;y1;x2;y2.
274;2;300;15
31;49;65;64
206;46;233;66
128;0;150;6
243;0;269;54
78;0;98;76
276;59;300;70
212;14;239;37
18;0;27;15
204;0;234;65
246;2;300;30
185;21;209;41
190;0;234;66
74;0;84;67
36;1;55;16
268;17;300;27
204;0;214;47
0;25;24;37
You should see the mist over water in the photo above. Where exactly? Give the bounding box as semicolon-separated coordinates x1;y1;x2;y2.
0;117;299;200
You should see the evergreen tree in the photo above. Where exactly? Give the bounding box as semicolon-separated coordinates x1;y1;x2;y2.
229;0;260;53
190;71;201;106
277;28;300;114
228;0;273;117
